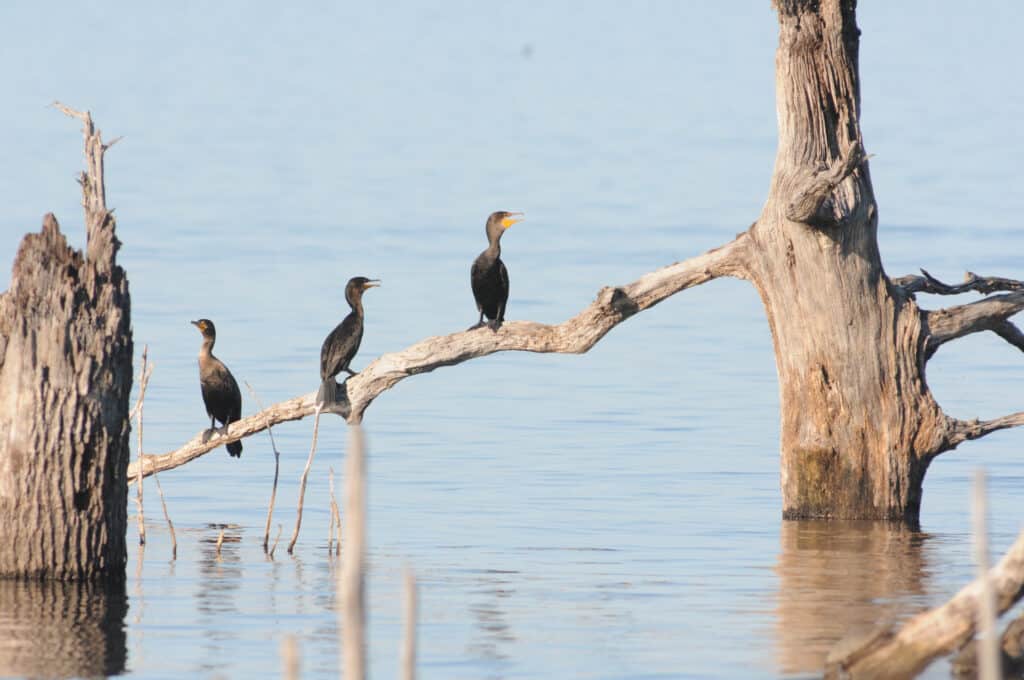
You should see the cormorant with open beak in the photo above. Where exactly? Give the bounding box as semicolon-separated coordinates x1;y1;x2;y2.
318;276;381;405
470;211;523;330
191;318;243;457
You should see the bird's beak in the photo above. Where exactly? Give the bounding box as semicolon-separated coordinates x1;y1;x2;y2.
501;212;524;229
190;320;200;328
363;279;381;289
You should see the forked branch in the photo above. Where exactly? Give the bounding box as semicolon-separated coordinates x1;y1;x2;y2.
127;234;751;481
925;291;1024;358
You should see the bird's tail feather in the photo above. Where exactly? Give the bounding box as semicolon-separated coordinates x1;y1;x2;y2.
227;439;242;458
317;378;337;406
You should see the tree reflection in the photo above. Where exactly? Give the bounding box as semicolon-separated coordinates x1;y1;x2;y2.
0;578;127;678
773;520;933;675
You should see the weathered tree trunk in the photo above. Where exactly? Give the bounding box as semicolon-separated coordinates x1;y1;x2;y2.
750;0;965;520
0;106;132;579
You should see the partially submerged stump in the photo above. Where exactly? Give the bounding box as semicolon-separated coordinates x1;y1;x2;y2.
0;106;132;580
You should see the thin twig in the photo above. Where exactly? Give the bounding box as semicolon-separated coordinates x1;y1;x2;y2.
134;346;153;545
152;475;177;559
340;425;367;680
245;381;282;553
281;635;300;680
973;470;1001;680
288;406;323;554
216;529;225;560
402;566;417;680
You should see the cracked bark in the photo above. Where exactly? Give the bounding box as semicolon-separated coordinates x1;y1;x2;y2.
0;105;132;580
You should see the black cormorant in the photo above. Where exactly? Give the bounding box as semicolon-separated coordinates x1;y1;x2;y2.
470;211;523;330
317;276;381;405
191;319;243;457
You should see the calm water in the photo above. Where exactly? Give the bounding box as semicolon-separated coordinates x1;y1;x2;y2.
1;2;1023;678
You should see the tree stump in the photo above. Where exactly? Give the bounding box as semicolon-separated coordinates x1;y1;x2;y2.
0;106;132;580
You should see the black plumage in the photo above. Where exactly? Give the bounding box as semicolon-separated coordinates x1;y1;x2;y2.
191;318;243;458
470;211;522;330
317;276;380;405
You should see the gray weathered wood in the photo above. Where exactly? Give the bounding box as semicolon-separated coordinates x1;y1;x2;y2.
0;105;132;580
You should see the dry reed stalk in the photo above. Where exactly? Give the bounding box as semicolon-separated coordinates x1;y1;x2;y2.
245;381;282;553
973;470;1001;680
328;467;337;554
340;425;367;680
288;406;323;554
133;347;153;545
402;567;417;680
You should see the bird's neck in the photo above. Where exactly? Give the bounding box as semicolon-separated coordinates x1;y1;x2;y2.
348;297;364;318
484;238;501;260
199;338;215;358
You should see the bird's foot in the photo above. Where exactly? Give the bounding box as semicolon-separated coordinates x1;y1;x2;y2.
468;321;487;331
201;428;215;443
488;319;503;331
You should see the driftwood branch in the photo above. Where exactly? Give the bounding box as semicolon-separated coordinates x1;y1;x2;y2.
926;291;1024;358
785;140;867;225
825;528;1024;679
893;269;1024;297
128;235;751;481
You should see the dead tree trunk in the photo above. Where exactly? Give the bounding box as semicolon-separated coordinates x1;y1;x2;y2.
0;105;132;580
751;0;1023;521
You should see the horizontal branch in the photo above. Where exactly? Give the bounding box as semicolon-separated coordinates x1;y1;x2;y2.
925;291;1024;358
893;268;1024;297
128;234;751;481
946;412;1024;451
825;528;1024;679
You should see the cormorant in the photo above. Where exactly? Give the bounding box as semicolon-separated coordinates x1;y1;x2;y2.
470;211;523;330
191;319;243;457
317;276;381;405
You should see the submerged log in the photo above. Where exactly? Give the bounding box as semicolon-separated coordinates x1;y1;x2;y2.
0;105;132;580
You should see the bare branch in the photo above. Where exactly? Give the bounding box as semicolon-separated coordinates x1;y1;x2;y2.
926;291;1024;357
893;269;1024;297
128;235;751;481
825;528;1024;679
785;141;867;225
946;412;1024;450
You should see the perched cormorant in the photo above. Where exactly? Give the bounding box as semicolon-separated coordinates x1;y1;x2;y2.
191;319;243;457
317;276;381;405
470;211;523;330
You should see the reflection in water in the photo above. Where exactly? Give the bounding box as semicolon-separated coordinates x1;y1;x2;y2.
773;520;932;675
196;525;244;675
0;578;128;678
467;570;518;675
